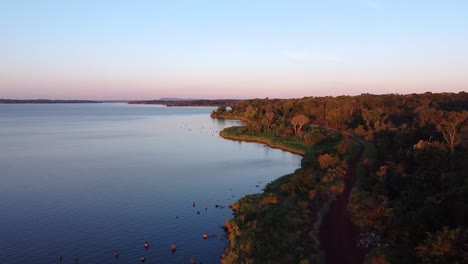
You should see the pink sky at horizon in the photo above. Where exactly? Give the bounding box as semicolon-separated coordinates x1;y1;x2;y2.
1;1;467;100
1;82;465;100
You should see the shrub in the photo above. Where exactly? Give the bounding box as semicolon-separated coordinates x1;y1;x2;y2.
318;153;341;170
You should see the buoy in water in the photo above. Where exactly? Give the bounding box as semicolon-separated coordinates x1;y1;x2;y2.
171;244;176;252
144;241;149;249
114;250;119;258
140;256;145;262
202;233;209;239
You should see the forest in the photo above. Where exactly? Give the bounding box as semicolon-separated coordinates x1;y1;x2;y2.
212;92;468;264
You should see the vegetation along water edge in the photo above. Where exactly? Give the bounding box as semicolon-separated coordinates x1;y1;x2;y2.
212;92;468;264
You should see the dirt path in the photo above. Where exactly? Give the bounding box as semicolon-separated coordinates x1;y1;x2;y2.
319;135;365;264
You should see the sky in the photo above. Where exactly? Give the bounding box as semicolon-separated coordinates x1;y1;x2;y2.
1;0;467;100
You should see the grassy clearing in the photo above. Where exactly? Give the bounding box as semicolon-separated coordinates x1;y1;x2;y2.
220;126;310;155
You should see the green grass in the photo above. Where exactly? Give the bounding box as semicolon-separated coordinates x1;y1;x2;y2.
220;126;310;155
307;132;342;155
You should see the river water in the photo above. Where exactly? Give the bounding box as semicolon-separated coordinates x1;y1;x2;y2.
0;103;301;264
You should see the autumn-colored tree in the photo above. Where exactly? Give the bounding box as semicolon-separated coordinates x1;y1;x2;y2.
244;105;257;119
282;100;295;117
265;111;275;130
416;227;464;263
361;108;383;131
318;153;340;170
336;140;350;155
291;114;310;137
341;99;358;118
326;108;341;128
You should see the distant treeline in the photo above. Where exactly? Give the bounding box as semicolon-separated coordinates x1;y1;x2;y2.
128;99;239;107
0;99;102;104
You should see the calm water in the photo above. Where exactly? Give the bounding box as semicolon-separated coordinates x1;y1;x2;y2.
0;103;301;264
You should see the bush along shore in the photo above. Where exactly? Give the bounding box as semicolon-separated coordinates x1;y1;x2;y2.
212;93;468;264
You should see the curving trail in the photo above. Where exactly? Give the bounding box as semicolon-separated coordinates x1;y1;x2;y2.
319;133;365;264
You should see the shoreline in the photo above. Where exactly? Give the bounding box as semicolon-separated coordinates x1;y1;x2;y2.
0;99;102;104
216;116;364;263
219;130;306;156
215;118;326;263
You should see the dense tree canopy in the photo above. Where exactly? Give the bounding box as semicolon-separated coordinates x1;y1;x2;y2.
213;92;468;263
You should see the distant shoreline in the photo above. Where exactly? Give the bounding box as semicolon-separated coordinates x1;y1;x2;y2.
128;99;239;107
0;99;102;104
0;99;240;106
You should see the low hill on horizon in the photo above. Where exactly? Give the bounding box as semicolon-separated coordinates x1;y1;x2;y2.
128;99;240;107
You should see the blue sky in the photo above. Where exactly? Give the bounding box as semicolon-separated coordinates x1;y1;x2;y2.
1;0;467;99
